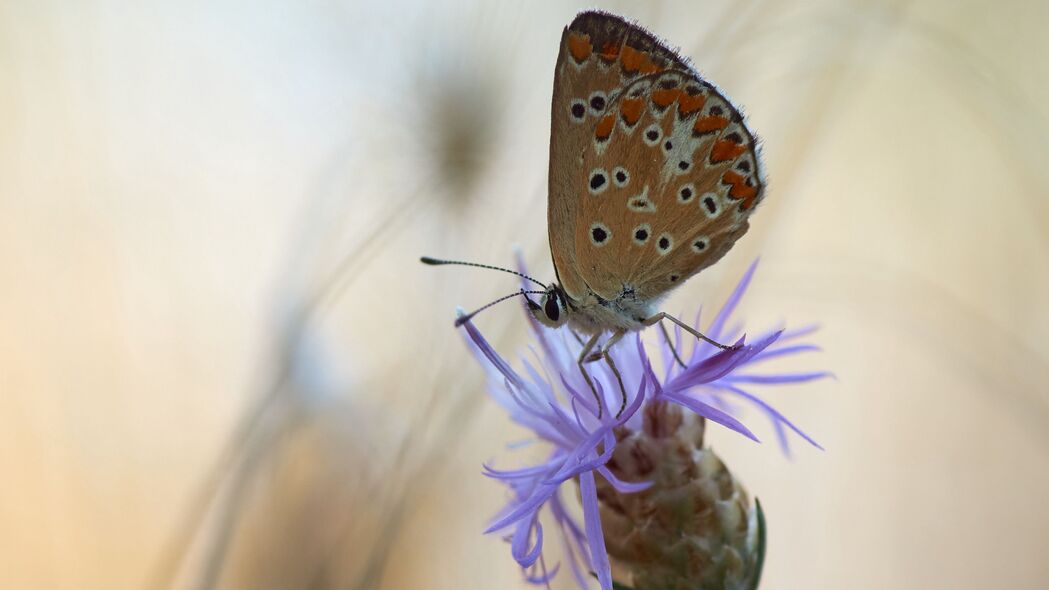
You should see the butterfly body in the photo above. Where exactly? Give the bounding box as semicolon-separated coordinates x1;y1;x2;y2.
531;282;656;334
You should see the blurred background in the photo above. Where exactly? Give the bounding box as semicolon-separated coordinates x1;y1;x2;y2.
2;0;1047;588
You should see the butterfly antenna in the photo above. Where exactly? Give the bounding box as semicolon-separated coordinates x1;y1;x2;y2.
420;256;548;289
455;290;548;327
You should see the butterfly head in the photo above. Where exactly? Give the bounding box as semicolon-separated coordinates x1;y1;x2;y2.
528;285;570;328
421;256;573;328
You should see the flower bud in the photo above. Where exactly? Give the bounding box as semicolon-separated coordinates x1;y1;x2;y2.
597;401;764;590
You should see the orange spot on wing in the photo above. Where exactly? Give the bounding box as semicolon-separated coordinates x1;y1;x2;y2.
710;139;747;163
598;41;621;61
595;114;615;140
568;33;592;62
619;98;644;126
651;88;681;108
620;46;660;74
620;46;646;73
638;61;661;75
722;171;760;209
693;116;729;134
678;93;706;116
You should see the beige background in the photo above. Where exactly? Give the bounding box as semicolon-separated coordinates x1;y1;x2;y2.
2;0;1047;588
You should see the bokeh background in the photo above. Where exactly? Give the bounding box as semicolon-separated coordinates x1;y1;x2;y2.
2;0;1048;588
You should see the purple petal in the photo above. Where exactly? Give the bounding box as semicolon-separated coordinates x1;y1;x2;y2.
751;343;822;363
773;418;792;457
545;429;616;484
707;259;758;339
521;355;555;399
512;517;543;567
702;390;743;415
560;374;599;420
666;334;767;391
569;393;586;433
504;388;573;446
597;466;653;493
462;319;527;392
663;390;760;442
550;490;592;587
484;462;558;480
668;344;746;388
550;489;589;563
486;483;557;533
723;385;824;450
726;371;833;384
524;559;560;584
614;360;649;426
542;395;587;442
640;350;671;420
779;323;820;341
579;470;613;590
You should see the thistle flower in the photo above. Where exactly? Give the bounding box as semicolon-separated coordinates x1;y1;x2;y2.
462;261;827;589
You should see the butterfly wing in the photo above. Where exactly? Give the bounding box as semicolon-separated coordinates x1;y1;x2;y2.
571;66;766;303
548;11;692;301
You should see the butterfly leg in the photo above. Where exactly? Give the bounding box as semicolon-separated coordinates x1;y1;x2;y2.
658;321;687;368
570;329;586;347
576;333;604;418
643;312;737;351
582;329;629;418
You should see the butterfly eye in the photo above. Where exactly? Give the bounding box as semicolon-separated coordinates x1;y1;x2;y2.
691;238;709;253
544;297;560;322
612;167;629;187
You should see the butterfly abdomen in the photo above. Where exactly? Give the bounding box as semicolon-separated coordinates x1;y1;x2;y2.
566;287;658;334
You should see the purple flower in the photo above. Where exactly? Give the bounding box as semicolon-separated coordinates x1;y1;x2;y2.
461;261;828;589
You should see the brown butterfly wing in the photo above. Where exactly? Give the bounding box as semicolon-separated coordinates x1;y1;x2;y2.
572;67;766;303
548;11;691;301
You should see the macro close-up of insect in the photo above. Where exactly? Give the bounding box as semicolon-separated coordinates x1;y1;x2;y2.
425;11;765;418
3;2;1047;589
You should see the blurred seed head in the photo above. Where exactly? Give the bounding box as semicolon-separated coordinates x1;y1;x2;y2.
365;5;517;208
410;54;506;201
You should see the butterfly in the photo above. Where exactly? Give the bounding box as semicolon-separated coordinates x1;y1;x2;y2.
423;11;766;417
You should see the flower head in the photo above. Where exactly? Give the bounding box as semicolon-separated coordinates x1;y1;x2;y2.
462;261;828;589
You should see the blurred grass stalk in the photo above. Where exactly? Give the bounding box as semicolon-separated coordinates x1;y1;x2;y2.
149;5;514;587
